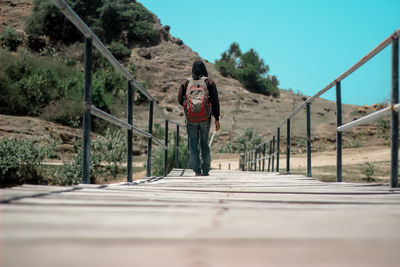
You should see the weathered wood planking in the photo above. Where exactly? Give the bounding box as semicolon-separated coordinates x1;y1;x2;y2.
2;170;400;267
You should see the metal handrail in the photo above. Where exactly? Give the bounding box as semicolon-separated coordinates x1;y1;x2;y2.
243;136;276;172
256;28;399;188
278;28;400;128
51;0;152;101
338;104;400;132
50;0;185;183
91;106;132;130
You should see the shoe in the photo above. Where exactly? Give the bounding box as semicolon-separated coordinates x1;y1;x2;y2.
195;173;203;176
203;173;209;176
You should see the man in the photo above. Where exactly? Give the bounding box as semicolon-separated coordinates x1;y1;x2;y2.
178;60;220;176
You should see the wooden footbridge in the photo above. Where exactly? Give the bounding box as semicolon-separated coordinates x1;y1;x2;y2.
2;1;400;266
2;170;400;267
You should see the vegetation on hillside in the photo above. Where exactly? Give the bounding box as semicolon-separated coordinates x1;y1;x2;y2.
0;27;23;51
0;49;135;128
0;136;56;187
152;131;189;177
219;128;263;153
0;127;132;187
26;0;159;51
215;42;280;97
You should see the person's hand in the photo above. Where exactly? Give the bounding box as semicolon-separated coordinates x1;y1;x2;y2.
215;121;220;131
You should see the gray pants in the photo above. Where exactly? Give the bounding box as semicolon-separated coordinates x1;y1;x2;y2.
187;119;211;175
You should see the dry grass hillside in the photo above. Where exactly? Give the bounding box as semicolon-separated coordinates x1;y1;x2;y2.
0;0;392;174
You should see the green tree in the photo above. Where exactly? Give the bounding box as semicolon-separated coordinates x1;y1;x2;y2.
26;0;82;44
26;0;158;47
215;42;280;97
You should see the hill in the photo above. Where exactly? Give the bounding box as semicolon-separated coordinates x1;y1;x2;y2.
0;0;390;156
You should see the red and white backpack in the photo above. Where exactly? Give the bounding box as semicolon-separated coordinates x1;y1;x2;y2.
184;77;212;122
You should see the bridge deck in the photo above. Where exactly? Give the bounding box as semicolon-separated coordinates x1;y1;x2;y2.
2;170;400;267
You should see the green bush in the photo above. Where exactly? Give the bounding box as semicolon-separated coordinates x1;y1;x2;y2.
0;27;23;51
152;133;188;176
0;136;57;187
134;81;149;105
219;128;263;153
0;50;126;128
58;128;127;185
361;162;375;182
106;42;131;61
93;128;127;178
215;42;280;97
0;50;79;116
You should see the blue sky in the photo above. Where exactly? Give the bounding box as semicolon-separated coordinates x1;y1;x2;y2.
140;0;400;105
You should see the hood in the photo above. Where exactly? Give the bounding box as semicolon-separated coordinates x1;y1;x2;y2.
192;60;208;79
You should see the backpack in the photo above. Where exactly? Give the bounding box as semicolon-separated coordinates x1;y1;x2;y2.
184;77;212;122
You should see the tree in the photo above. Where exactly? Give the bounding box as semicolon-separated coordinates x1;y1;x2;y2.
215;42;280;97
26;0;159;47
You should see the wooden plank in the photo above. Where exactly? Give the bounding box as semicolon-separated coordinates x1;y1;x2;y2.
2;170;400;267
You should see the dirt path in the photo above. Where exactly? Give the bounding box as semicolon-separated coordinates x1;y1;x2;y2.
286;145;391;169
211;145;392;171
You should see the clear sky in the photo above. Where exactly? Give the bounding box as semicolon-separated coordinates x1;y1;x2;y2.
140;0;400;105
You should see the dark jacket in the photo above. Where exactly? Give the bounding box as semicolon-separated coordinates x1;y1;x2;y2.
178;60;220;121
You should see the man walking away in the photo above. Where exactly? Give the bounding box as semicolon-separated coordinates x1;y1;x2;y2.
178;60;220;176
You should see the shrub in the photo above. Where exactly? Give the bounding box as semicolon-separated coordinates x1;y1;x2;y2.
58;128;127;185
219;128;263;153
0;27;23;51
106;42;131;61
0;136;53;187
93;128;127;178
0;50;79;116
152;133;188;176
0;50;125;128
360;162;375;182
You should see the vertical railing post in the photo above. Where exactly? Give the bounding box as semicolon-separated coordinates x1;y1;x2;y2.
176;124;180;168
391;36;399;188
248;152;250;171
259;147;262;171
262;143;266;172
272;135;275;172
164;120;169;177
250;150;252;171
254;148;257;171
268;140;272;172
336;81;342;182
240;153;245;171
187;134;190;169
146;100;154;177
127;81;133;182
306;102;312;177
277;128;280;172
286;119;290;173
244;152;247;171
255;149;257;172
82;37;92;184
251;150;254;171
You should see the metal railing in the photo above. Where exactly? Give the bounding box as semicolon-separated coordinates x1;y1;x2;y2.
242;137;276;172
50;0;185;184
243;28;399;188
